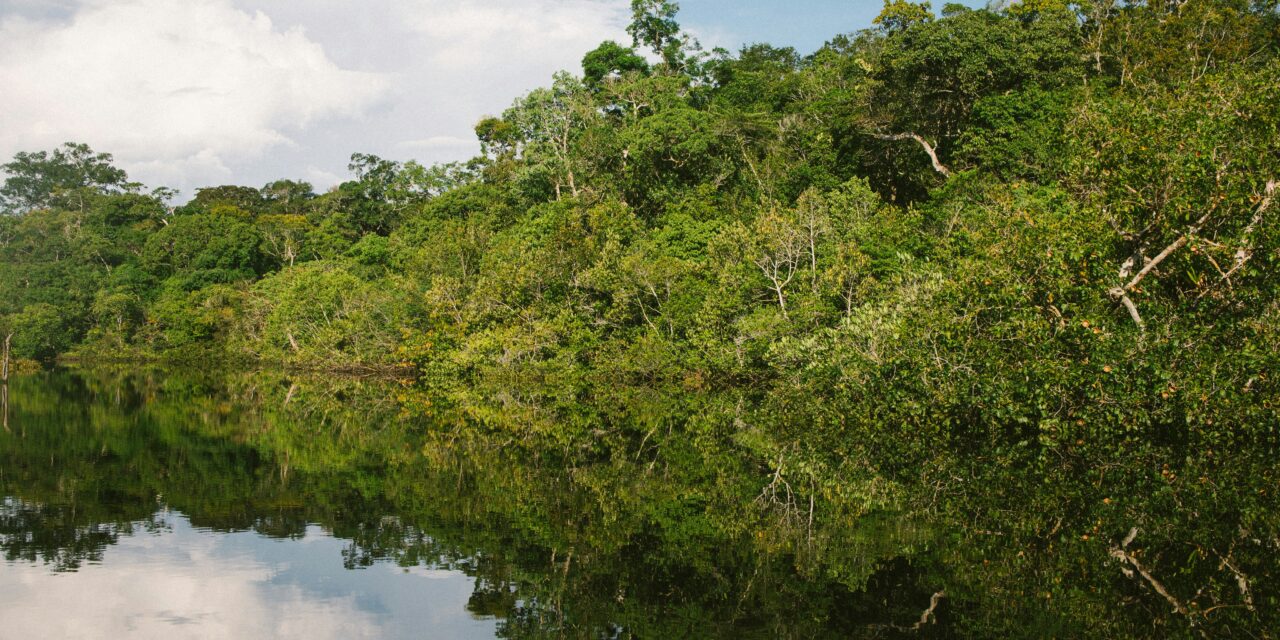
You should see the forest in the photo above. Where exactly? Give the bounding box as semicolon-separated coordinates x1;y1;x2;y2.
2;0;1279;634
3;0;1278;443
5;0;1278;420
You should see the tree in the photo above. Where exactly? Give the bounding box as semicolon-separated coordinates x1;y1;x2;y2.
240;262;408;363
1064;66;1280;331
261;180;315;214
863;4;1079;197
329;154;443;235
874;0;934;33
89;290;144;348
178;185;265;218
1;143;130;214
475;117;519;158
627;0;702;72
750;208;806;318
257;214;312;267
8;303;76;361
504;73;599;201
583;40;650;88
1100;0;1273;87
628;0;682;64
141;213;268;288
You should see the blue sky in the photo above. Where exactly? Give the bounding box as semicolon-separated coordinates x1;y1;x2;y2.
0;0;983;195
682;0;904;52
682;0;989;53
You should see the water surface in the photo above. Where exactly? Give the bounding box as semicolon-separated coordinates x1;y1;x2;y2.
1;502;495;639
1;367;1275;638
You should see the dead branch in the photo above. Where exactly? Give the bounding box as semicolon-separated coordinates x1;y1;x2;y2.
1125;210;1212;292
1221;179;1275;282
1;333;10;382
872;132;952;177
1110;528;1195;623
868;591;947;632
754;453;801;526
1109;290;1146;331
1109;210;1213;331
1216;551;1256;612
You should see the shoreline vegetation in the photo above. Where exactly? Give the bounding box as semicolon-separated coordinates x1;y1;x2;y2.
1;1;1278;635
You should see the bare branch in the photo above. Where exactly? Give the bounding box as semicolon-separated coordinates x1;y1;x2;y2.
872;132;952;177
1109;210;1213;331
1222;179;1276;282
1110;528;1195;623
868;591;947;632
1124;210;1212;292
1109;289;1145;331
1;333;10;383
1216;551;1256;612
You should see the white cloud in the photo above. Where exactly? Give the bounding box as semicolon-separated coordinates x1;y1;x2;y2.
304;165;345;189
396;0;631;71
216;0;639;191
1;0;704;195
0;0;389;194
397;135;478;151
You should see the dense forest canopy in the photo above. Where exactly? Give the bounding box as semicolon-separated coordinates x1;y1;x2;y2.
2;0;1277;424
3;0;1277;415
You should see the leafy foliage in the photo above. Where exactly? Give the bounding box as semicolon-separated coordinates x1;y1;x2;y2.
1;5;1278;633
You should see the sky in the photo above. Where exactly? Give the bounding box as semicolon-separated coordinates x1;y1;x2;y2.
0;0;920;198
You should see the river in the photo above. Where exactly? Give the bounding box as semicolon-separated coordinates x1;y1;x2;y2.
1;367;1274;638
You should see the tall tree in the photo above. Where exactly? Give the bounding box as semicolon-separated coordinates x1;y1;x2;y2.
582;40;650;89
0;143;130;214
628;0;701;72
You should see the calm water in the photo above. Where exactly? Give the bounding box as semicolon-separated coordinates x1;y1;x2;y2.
1;368;1276;638
0;502;495;639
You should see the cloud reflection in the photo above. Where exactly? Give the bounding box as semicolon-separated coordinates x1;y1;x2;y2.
0;512;496;639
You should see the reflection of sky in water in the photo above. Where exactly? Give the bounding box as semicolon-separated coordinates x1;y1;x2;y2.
0;508;499;640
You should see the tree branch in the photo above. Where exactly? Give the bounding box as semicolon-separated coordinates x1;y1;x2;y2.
1110;528;1196;623
1109;210;1213;331
1124;210;1212;292
868;591;947;632
872;132;952;177
1108;289;1145;331
1222;179;1275;282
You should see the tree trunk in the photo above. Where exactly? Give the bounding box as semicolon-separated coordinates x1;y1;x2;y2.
2;333;11;383
2;333;10;434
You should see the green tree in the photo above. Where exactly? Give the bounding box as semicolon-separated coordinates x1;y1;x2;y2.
8;303;76;361
177;185;265;218
141;213;268;288
260;179;315;214
1;143;130;214
628;0;683;65
873;0;934;33
582;40;650;88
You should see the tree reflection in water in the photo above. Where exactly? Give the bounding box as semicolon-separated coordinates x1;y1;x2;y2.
0;367;1275;638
